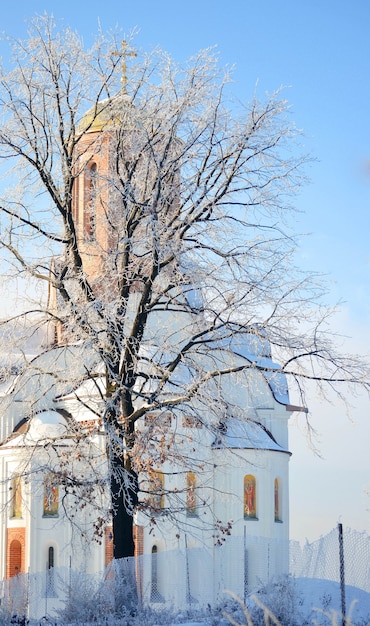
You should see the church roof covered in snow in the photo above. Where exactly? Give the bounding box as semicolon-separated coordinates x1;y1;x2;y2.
219;331;291;406
0;343;101;443
2;409;69;447
212;418;290;454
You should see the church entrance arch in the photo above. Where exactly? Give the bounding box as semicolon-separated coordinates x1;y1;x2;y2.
6;528;25;578
8;539;21;577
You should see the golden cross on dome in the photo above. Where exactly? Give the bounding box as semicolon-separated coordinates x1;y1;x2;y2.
113;40;137;93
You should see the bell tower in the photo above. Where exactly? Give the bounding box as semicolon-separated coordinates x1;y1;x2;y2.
48;66;181;345
72;120;113;286
48;96;123;344
72;41;138;286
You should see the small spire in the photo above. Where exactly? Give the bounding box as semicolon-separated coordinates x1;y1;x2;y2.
113;40;137;93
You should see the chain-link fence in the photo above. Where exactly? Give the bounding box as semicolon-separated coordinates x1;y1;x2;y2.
290;526;369;593
0;526;368;619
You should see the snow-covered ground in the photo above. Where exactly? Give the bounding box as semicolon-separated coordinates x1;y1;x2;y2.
296;578;370;625
152;578;370;626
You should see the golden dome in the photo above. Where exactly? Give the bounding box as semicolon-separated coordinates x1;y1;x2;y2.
78;92;139;134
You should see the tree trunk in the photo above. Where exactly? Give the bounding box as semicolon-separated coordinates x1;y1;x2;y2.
110;459;138;559
110;452;139;614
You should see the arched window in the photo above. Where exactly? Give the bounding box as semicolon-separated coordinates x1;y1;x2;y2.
244;474;257;519
149;471;164;511
11;475;22;519
43;475;59;517
46;546;57;596
84;162;97;241
48;546;54;569
274;478;282;522
151;545;159;601
150;545;165;602
9;540;22;578
186;472;197;516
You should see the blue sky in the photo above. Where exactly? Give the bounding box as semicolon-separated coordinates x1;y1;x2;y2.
1;0;369;542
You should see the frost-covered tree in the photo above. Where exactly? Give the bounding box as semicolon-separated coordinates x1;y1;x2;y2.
0;16;368;560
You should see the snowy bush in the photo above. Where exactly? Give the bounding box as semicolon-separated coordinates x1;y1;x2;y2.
0;597;28;626
0;608;14;626
247;575;307;626
220;577;370;626
221;576;307;626
56;570;115;623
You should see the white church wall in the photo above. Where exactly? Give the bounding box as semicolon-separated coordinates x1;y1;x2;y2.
135;439;290;609
134;356;292;609
0;431;108;585
0;302;293;614
211;446;290;587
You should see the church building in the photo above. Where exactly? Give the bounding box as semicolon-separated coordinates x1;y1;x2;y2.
0;86;305;619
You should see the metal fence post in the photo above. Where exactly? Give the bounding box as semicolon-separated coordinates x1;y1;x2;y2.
338;523;346;626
